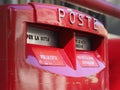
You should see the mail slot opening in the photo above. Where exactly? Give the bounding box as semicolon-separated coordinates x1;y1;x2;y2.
26;24;69;66
75;33;103;51
76;35;91;50
27;24;59;47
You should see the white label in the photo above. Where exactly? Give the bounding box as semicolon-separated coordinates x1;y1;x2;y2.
77;54;99;67
76;36;91;50
40;54;58;60
27;26;58;46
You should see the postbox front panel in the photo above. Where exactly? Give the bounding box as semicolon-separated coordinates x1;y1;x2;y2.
0;3;109;90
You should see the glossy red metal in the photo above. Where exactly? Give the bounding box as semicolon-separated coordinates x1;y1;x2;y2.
0;3;108;90
67;0;120;18
108;39;120;90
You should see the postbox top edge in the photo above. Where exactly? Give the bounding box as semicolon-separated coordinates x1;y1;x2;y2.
1;3;107;37
29;3;107;35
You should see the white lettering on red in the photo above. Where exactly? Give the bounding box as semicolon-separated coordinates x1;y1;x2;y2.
94;18;98;30
58;8;65;22
69;11;75;24
77;55;94;60
58;8;99;31
86;15;92;28
82;60;95;66
40;54;58;60
78;14;84;26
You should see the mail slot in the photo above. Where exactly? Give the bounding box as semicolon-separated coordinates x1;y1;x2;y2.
0;3;109;90
76;35;91;50
27;25;58;47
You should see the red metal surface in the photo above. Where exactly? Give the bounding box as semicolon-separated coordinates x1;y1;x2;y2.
0;3;108;90
109;39;120;90
67;0;120;18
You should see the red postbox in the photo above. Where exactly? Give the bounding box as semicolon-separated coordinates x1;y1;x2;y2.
0;3;109;90
109;39;120;90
